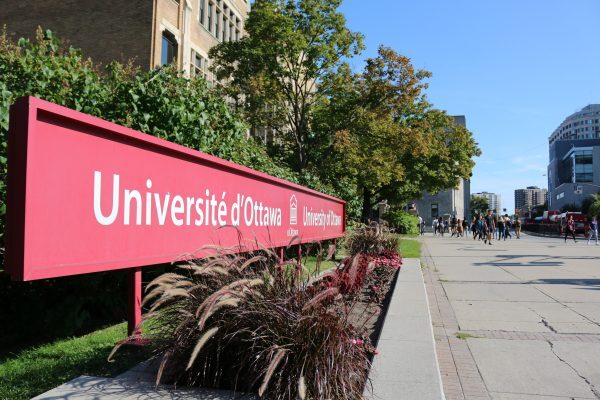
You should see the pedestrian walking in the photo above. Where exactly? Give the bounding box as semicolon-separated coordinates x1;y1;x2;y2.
497;217;505;240
587;216;598;245
564;215;577;243
484;210;495;245
514;217;521;239
504;215;512;240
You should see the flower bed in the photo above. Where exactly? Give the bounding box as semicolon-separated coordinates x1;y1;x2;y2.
112;226;401;399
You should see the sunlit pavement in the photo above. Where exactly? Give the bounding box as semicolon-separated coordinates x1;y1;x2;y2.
422;232;600;400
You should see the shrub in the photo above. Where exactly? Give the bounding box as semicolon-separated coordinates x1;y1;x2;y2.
344;224;399;256
114;248;372;400
386;210;419;235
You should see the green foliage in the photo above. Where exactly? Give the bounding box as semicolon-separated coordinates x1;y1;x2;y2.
587;194;600;219
0;28;298;243
210;0;364;171
470;195;489;216
327;47;481;219
0;323;150;400
386;210;419;234
0;269;128;353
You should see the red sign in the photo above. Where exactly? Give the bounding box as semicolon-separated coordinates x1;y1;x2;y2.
5;97;345;281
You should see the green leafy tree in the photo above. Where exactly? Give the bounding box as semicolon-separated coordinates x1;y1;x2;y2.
327;46;481;220
586;194;600;219
470;195;489;216
209;0;364;171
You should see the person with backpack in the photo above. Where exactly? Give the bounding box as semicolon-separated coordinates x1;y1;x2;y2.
504;215;512;240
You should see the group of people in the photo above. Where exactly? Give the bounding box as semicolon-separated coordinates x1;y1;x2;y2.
417;211;521;245
563;215;599;245
469;210;520;245
416;211;600;246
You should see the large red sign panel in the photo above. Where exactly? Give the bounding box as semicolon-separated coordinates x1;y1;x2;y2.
5;97;345;281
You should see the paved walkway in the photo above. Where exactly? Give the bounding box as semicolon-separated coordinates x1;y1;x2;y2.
366;258;444;400
422;232;600;400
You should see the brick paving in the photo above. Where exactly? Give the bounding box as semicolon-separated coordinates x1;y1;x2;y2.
422;242;491;400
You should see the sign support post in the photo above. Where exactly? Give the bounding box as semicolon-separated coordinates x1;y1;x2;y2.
127;267;142;337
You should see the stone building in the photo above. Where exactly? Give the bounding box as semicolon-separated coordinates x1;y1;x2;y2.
1;0;250;82
413;116;471;225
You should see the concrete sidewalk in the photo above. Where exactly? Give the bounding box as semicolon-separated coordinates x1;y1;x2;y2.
422;233;600;400
366;258;444;400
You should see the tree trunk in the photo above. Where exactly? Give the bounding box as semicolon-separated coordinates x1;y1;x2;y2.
361;188;373;223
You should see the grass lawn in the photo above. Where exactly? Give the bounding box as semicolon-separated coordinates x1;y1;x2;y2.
302;255;340;277
0;322;152;400
397;234;422;258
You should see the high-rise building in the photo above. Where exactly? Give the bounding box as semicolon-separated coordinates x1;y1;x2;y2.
472;192;501;213
1;0;250;82
413;116;471;225
548;105;600;145
514;186;548;214
547;105;600;210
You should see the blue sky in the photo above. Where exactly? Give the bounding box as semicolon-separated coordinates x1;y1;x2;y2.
339;0;600;212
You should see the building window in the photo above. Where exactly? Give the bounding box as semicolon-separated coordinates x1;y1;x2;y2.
216;10;221;38
161;30;178;65
191;50;203;77
574;150;593;183
199;0;205;25
208;2;213;33
431;204;439;219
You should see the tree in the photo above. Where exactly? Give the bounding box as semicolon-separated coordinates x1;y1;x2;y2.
209;0;364;172
470;196;489;217
325;46;481;220
587;194;600;219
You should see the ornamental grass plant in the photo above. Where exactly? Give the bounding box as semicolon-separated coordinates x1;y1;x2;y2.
344;223;399;256
112;225;402;399
112;246;374;399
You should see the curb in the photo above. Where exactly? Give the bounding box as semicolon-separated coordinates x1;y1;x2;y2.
364;258;445;400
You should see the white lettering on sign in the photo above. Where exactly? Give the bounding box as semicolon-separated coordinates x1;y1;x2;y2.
303;207;342;230
93;171;284;228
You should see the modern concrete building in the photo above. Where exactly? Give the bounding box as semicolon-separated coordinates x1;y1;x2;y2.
1;0;250;82
514;186;548;214
472;191;501;213
547;104;600;210
549;104;600;145
548;138;600;210
413;116;471;225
